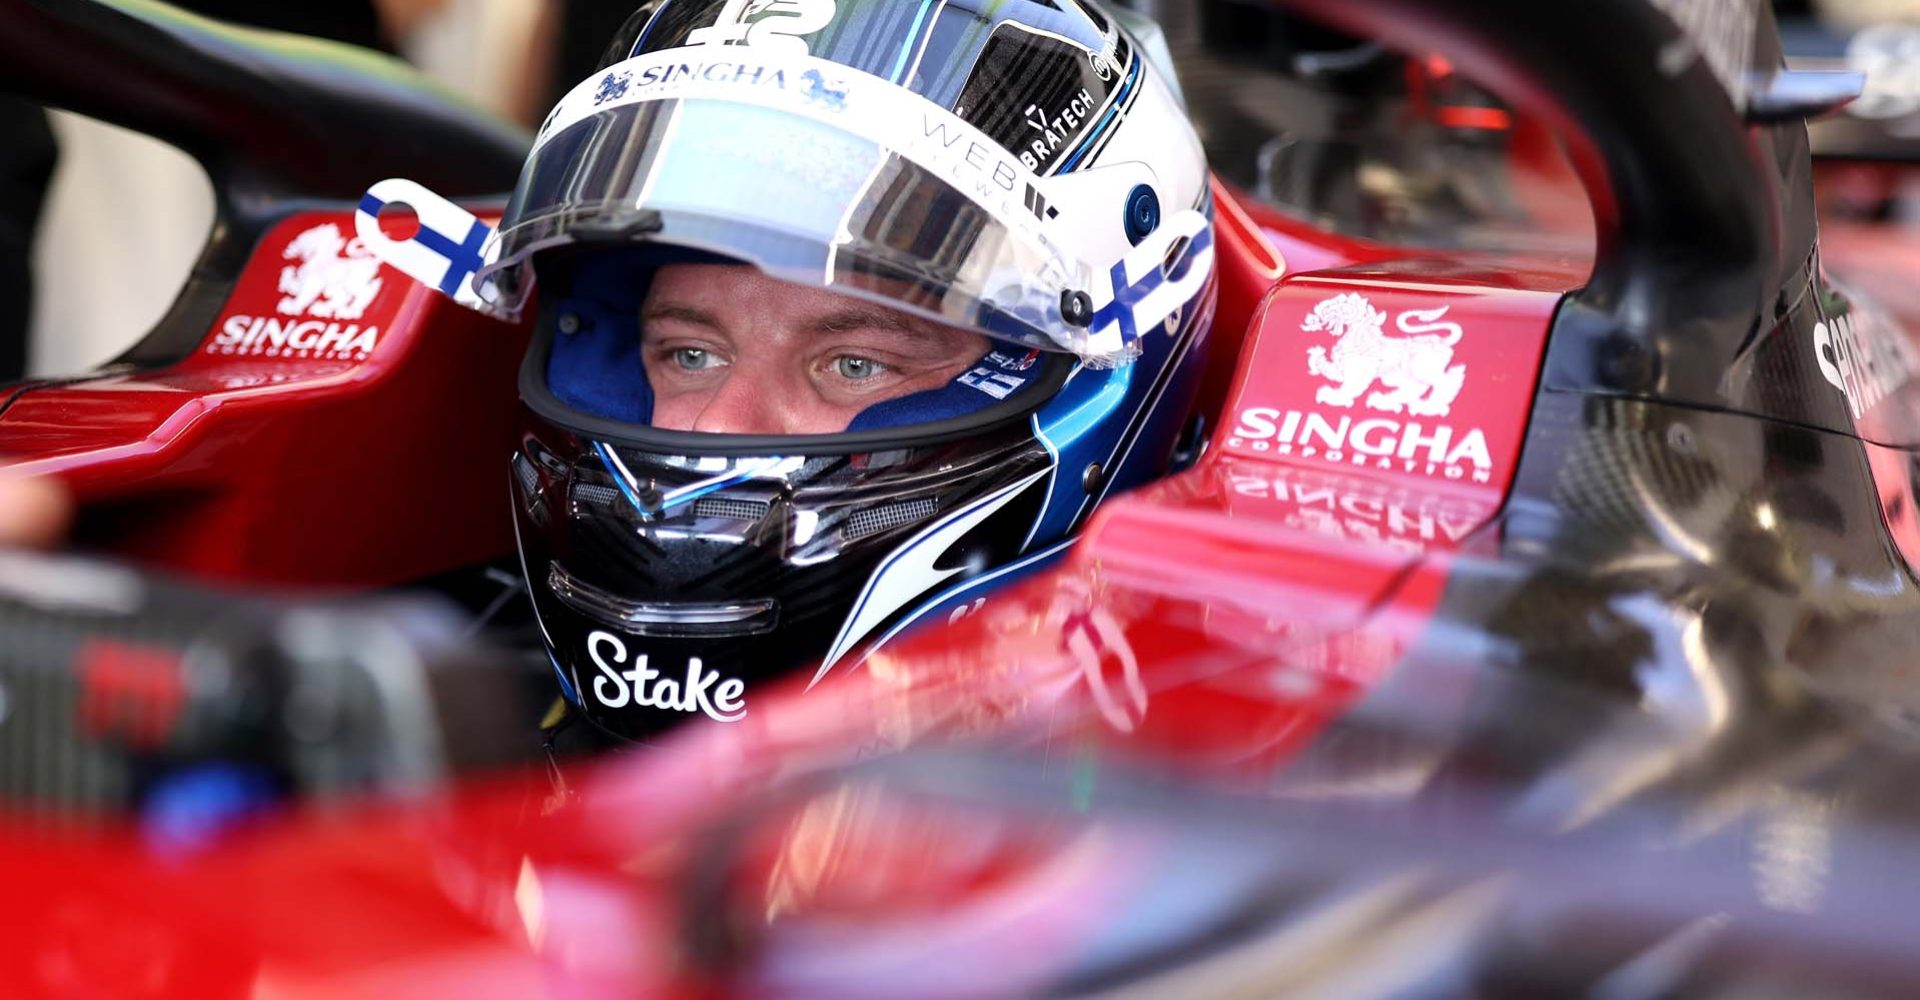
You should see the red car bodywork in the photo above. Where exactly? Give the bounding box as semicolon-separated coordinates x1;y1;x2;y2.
0;159;1607;996
0;212;526;587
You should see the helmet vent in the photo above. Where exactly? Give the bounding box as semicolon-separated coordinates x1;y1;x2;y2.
570;481;622;508
843;498;939;541
514;454;543;497
693;497;772;521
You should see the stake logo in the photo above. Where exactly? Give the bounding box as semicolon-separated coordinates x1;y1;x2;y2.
1304;293;1465;417
1023;182;1060;221
587;630;747;723
209;223;385;360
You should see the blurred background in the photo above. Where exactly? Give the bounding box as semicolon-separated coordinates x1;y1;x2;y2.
13;0;637;377
14;0;1920;379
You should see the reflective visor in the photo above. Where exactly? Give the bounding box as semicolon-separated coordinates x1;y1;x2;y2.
476;48;1127;358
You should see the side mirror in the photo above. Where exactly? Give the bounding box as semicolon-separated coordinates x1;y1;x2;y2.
1747;68;1866;123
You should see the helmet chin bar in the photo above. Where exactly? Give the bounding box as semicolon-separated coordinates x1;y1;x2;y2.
515;424;1059;742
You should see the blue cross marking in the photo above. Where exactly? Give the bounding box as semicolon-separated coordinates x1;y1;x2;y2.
1088;259;1162;346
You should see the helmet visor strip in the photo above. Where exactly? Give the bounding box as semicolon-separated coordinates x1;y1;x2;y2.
477;49;1164;363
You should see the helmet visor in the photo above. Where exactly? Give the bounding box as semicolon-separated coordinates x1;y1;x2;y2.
477;64;1117;357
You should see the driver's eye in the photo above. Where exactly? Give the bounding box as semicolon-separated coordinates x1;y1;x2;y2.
674;348;720;371
835;356;883;380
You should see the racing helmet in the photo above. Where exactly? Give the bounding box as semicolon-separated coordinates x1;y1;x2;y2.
491;0;1218;741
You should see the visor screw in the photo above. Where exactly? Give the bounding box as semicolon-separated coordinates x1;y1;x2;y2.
1666;423;1697;455
557;313;583;336
1082;462;1104;494
636;485;665;515
1124;184;1161;246
1061;290;1095;328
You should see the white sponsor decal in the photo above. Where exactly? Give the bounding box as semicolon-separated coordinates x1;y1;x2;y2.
1228;408;1493;483
587;630;747;723
1815;308;1913;421
987;349;1039;372
916;110;1034;218
208;316;379;359
1090;33;1124;82
956;350;1039;399
551;56;851;141
958;367;1028;399
686;0;837;55
1304;293;1465;417
1019;88;1096;171
277;223;383;321
209;223;384;359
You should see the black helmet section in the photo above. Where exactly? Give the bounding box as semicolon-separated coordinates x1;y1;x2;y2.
513;421;1054;742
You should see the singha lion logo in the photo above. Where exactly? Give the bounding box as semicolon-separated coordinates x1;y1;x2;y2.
277;224;383;321
1303;292;1466;417
593;70;632;106
801;68;847;110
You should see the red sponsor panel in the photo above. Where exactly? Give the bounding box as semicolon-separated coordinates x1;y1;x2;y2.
1220;274;1560;498
1056;260;1565;772
1076;263;1562;669
0;210;530;587
195;219;403;364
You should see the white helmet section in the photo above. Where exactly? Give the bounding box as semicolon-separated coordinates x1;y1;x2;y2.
483;43;1212;366
1044;59;1205;218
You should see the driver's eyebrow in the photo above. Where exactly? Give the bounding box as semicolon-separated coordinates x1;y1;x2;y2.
641;302;722;331
808;307;955;352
